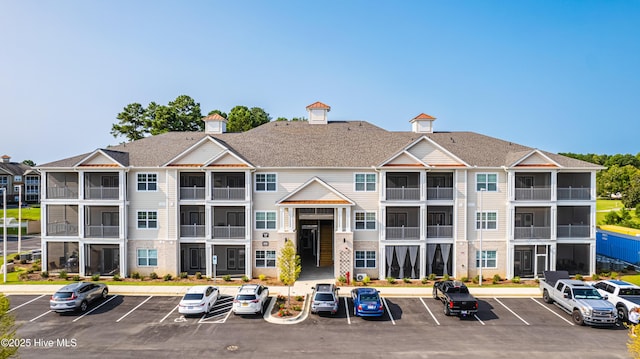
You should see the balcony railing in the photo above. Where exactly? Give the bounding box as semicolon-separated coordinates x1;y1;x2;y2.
47;222;78;236
180;187;206;200
86;187;119;200
427;187;454;200
86;225;119;238
515;187;551;201
212;225;245;238
426;225;453;238
385;226;420;240
514;226;551;239
47;187;78;199
386;188;420;201
180;225;206;238
557;187;590;201
212;187;245;201
557;224;590;238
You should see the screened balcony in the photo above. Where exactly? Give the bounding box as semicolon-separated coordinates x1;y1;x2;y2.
212;173;246;201
385;207;420;240
514;207;551;239
180;205;205;237
427;173;454;200
46;204;79;236
180;172;205;200
426;206;453;238
84;173;119;200
85;206;119;238
514;172;551;201
386;172;420;201
557;173;591;201
46;172;78;199
212;206;246;239
557;206;591;238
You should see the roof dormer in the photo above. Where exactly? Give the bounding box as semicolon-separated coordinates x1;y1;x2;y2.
410;113;436;133
306;101;331;125
202;113;227;134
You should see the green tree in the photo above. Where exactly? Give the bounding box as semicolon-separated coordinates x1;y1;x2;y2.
278;239;301;307
207;109;227;119
623;172;640;209
21;160;35;166
0;294;19;359
598;165;638;198
226;106;271;132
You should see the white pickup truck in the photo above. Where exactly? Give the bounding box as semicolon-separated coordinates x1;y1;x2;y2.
592;279;640;323
540;271;617;326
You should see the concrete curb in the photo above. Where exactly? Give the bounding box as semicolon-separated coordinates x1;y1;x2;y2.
263;294;310;325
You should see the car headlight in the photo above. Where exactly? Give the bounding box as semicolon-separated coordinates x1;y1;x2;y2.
581;306;592;316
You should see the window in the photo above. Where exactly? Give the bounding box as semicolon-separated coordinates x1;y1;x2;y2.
255;173;276;191
137;249;158;266
476;211;497;230
0;176;7;186
255;250;276;267
355;250;376;268
355;211;376;230
476;250;497;268
14;175;22;182
355;173;376;192
137;211;158;229
476;173;497;192
255;211;276;230
137;173;157;191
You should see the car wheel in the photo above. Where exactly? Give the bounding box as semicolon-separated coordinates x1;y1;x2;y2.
353;306;358;317
80;301;88;312
618;306;628;323
444;302;451;316
542;289;553;304
572;309;585;326
259;304;264;316
101;288;108;299
432;288;438;300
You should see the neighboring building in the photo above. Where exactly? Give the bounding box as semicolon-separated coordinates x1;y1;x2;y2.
37;102;602;280
596;225;640;269
0;155;40;204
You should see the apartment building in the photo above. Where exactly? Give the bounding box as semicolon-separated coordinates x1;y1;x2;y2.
0;155;40;204
37;102;601;280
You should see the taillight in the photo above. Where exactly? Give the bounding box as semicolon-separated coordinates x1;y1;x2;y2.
233;299;239;303
69;293;77;301
449;301;454;309
475;302;479;309
251;299;259;303
358;305;363;310
50;295;55;300
379;304;384;310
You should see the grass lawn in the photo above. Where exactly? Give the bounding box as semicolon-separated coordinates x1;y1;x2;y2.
0;207;41;221
596;199;639;225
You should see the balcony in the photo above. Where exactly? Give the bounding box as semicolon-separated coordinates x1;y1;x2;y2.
426;225;453;238
180;172;205;200
386;172;420;201
212;225;246;239
386;187;420;201
47;222;79;236
515;172;551;201
180;224;206;238
386;226;420;240
212;173;245;201
46;172;78;199
85;206;119;238
212;187;245;201
85;225;119;238
515;187;551;201
84;173;119;200
557;224;590;238
426;187;454;200
180;186;206;200
557;187;590;201
514;226;551;239
557;173;591;201
47;187;78;199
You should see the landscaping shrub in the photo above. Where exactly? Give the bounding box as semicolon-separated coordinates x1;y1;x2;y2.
149;272;158;279
72;275;81;281
223;274;231;282
575;274;583;281
592;273;600;280
362;275;371;285
59;270;68;280
292;305;301;311
403;277;411;283
19;273;28;281
421;277;429;284
31;264;41;271
611;271;619;279
113;274;122;281
295;295;304;301
472;275;480;284
512;276;521;284
179;272;188;279
131;271;141;280
195;272;202;279
40;271;48;279
460;276;469;283
20;259;27;264
26;268;34;274
492;274;501;284
337;275;347;284
428;273;437;281
386;277;397;284
13;254;20;261
91;274;100;281
163;273;173;281
443;274;450;281
242;275;249;282
258;274;266;281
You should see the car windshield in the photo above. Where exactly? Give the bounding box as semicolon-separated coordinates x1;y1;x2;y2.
236;294;256;301
183;293;203;301
360;294;379;302
620;288;640;296
315;293;335;301
53;292;73;299
573;288;602;299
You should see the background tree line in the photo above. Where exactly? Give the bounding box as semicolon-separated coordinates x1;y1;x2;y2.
110;94;305;142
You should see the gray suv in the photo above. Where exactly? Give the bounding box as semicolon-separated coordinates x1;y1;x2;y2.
311;283;339;315
50;282;109;313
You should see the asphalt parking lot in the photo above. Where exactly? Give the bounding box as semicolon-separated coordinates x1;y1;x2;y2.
6;293;631;359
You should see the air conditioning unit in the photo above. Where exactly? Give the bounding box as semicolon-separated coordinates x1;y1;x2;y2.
355;273;367;282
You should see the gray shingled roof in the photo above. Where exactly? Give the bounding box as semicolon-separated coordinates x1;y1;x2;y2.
38;121;601;169
0;161;36;176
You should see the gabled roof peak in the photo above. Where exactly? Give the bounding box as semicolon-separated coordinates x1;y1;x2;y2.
306;101;331;111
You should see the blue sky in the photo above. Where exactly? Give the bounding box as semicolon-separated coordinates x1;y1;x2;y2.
1;1;639;165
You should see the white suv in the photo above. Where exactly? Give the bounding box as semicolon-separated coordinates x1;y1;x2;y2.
232;284;269;315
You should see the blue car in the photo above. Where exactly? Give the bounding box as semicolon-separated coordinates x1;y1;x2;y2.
351;288;384;317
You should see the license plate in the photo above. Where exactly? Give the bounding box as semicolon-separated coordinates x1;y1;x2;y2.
461;310;468;315
188;306;193;310
242;303;248;307
368;305;376;310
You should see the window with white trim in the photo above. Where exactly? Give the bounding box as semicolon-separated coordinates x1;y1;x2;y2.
476;250;497;268
137;173;158;191
355;250;376;268
255;250;276;267
355;173;376;192
137;211;158;229
355;211;376;230
476;211;497;230
137;249;158;266
255;173;276;191
255;211;276;230
0;176;7;186
476;173;497;192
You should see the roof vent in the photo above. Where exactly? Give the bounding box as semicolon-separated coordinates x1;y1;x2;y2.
410;113;436;133
306;101;330;125
202;113;227;134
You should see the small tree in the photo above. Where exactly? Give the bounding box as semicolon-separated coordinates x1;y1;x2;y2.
278;239;301;308
0;294;19;358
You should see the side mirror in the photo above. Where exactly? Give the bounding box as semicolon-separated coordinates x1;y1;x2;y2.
603;295;608;300
563;293;569;299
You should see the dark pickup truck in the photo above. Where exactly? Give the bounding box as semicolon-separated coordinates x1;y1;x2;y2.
432;280;479;317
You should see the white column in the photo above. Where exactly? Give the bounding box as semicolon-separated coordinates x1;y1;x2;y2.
550;170;557;202
345;207;351;232
279;207;285;231
289;207;295;232
337;207;344;232
420;171;426;201
420;204;426;239
206;244;213;278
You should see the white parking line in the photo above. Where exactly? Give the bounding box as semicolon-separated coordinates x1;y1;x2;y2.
160;305;179;323
530;297;574;326
494;297;529;325
381;297;396;325
9;294;46;313
30;310;52;322
419;297;440;326
344;297;351;325
72;295;119;322
116;296;152;323
473;313;486;325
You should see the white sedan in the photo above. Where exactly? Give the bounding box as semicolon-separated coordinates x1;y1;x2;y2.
178;285;220;316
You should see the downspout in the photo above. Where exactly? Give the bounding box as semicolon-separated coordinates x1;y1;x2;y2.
501;165;513;279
